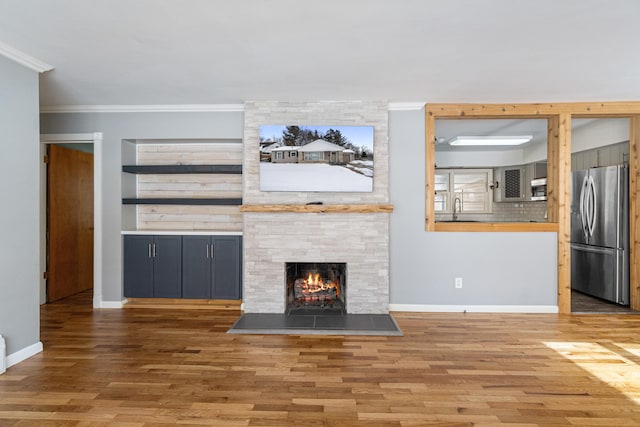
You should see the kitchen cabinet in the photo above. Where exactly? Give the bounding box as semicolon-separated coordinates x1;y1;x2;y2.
524;162;547;201
493;166;525;202
182;235;242;299
571;141;629;171
123;235;182;298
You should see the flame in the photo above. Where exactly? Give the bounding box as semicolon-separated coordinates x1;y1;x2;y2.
305;272;322;286
298;272;339;298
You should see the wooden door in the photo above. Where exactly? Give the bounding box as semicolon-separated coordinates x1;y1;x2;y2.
47;144;94;302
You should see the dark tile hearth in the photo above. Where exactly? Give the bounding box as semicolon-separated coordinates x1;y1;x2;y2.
227;313;403;336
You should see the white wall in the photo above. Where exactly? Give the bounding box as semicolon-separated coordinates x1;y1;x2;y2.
572;118;629;152
0;55;42;360
40;111;244;303
436;149;524;168
389;108;558;312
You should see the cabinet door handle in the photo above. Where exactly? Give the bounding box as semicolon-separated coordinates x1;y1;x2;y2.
211;243;214;258
152;243;157;258
148;243;152;258
206;244;210;258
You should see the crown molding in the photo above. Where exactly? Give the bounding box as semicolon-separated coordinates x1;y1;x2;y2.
40;104;245;113
0;41;53;73
388;102;425;111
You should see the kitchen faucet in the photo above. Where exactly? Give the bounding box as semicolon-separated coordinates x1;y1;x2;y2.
452;197;462;221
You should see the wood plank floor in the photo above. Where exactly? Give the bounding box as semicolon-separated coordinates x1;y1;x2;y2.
2;291;640;426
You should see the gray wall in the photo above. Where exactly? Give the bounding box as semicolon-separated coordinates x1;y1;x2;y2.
40;111;244;302
0;55;41;355
40;107;558;309
388;109;558;309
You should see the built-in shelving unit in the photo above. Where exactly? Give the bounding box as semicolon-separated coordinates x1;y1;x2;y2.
122;163;243;206
121;139;244;232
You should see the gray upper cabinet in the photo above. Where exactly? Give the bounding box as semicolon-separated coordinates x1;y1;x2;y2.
524;162;547;201
494;166;525;202
572;141;629;171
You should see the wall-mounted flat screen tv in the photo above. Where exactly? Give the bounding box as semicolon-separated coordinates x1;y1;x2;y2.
259;125;374;192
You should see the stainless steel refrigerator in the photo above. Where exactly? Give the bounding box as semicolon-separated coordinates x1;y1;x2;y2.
570;164;629;305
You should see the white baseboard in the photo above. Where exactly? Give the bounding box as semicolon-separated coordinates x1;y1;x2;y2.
7;341;43;369
388;304;559;314
98;300;125;309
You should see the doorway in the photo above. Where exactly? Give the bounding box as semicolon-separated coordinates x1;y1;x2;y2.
46;144;94;302
40;133;103;307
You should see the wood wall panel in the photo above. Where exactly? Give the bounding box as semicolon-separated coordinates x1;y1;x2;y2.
556;113;572;314
135;143;243;231
137;143;243;164
427;101;640;118
137;205;243;231
630;116;640;311
137;175;243;198
425;111;435;231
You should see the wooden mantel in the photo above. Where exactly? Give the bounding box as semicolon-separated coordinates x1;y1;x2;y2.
239;204;394;213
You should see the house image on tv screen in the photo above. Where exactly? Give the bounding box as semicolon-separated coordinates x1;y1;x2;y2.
270;139;355;164
259;125;374;192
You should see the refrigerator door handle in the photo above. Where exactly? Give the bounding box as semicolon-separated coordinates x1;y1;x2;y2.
587;175;597;237
579;175;589;241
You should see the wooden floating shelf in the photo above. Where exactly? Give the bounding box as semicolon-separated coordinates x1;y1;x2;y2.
123;198;243;206
122;164;242;174
239;204;394;213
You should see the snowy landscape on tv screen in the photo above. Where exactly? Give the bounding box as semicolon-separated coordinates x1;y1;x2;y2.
259;125;374;192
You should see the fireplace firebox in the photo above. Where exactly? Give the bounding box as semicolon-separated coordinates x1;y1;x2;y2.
286;263;346;314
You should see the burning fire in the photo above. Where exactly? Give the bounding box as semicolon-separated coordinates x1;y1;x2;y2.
300;272;340;298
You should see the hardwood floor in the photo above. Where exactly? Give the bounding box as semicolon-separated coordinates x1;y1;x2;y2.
2;291;640;426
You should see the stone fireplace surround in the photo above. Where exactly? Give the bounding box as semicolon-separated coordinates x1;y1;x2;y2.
242;101;390;314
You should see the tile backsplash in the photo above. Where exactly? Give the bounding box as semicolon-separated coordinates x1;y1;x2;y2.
436;201;547;223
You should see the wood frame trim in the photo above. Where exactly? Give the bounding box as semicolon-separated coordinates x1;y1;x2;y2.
40;133;104;309
630;116;640;311
425;102;640;314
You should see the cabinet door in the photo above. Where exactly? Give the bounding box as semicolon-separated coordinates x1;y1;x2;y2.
153;236;182;298
211;236;242;299
123;235;154;298
502;167;524;201
182;236;212;299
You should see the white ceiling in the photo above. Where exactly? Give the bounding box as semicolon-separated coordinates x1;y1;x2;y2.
1;0;640;108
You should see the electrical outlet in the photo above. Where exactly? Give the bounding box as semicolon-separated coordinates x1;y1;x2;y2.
455;277;463;289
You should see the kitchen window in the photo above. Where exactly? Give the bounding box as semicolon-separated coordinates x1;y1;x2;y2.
435;169;493;214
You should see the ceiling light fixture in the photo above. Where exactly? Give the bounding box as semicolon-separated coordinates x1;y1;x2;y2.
448;135;533;146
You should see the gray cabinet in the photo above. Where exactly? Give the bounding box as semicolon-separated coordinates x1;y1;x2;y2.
182;235;242;299
524;162;547;201
124;234;242;300
123;235;182;298
494;166;525;202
